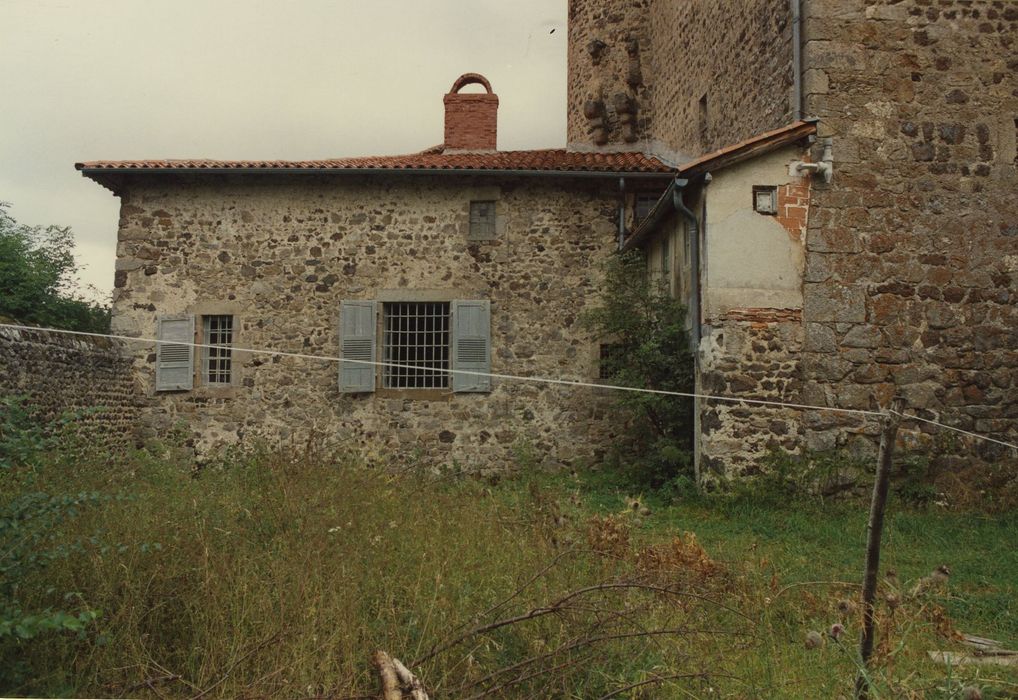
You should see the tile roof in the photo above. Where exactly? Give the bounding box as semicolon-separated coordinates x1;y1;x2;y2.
621;120;819;252
75;149;673;175
676;119;818;177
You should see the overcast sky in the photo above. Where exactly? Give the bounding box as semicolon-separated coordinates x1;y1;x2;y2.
1;0;567;299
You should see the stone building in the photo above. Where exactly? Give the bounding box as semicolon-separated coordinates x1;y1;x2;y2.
77;74;676;468
78;1;1017;479
566;0;1017;480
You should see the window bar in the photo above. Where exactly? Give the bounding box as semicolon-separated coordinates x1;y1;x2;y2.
382;302;450;389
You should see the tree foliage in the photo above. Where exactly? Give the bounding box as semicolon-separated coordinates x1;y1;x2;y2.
0;203;109;333
583;250;696;488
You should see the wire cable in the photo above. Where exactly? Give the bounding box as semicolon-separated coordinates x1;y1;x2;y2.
2;322;1015;452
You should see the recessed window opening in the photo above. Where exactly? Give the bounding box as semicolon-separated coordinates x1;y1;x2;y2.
202;315;233;384
752;185;778;215
469;200;496;240
698;93;709;145
635;193;658;223
383;302;451;389
599;343;624;381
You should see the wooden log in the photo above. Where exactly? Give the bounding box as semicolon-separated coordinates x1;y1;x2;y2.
391;656;429;700
928;651;1018;667
373;651;402;700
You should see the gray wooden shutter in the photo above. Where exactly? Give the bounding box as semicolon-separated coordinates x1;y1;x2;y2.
339;300;376;393
156;314;195;391
452;300;491;393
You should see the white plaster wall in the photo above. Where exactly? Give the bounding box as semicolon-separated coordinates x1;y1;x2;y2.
703;145;806;320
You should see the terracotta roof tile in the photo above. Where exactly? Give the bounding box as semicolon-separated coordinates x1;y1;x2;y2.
676;119;818;176
75;149;673;175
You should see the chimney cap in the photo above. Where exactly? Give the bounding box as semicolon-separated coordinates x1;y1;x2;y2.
448;73;494;95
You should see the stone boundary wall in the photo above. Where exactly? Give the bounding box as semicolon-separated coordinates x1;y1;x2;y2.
0;325;141;448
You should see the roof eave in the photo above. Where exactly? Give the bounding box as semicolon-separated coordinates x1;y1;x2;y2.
76;165;675;193
620;120;819;252
676;119;818;179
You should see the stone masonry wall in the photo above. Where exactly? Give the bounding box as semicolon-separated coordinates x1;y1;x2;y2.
567;0;795;163
567;0;656;152
801;0;1018;460
0;325;141;448
111;175;630;469
646;0;795;161
699;310;804;482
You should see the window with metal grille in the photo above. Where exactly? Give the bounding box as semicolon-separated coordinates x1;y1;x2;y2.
599;343;624;381
383;302;451;389
202;315;233;385
469;201;496;240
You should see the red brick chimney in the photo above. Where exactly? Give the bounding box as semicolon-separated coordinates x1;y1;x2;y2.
444;73;498;152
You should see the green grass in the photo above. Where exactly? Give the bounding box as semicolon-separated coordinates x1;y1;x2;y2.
2;442;1017;699
566;469;1018;644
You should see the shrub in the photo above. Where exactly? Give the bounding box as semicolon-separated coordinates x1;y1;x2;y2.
583;251;695;490
0;397;106;690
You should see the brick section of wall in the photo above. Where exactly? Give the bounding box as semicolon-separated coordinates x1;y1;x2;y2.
0;326;141;448
776;182;811;238
802;0;1018;461
111;176;626;469
645;0;794;161
444;93;499;151
566;0;654;150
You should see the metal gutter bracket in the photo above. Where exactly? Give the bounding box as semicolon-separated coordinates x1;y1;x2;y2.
791;137;833;184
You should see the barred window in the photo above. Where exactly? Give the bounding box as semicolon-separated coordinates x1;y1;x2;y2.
383;302;451;389
599;343;624;381
202;315;233;385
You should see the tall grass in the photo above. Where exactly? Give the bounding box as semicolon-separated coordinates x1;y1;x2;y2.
1;441;747;698
3;426;1017;698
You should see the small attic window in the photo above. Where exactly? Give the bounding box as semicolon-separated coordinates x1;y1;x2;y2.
469;200;497;240
752;185;778;215
635;193;658;223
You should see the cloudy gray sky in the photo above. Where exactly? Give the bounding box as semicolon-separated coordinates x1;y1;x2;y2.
1;0;567;299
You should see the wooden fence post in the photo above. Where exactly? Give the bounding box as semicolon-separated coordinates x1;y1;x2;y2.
855;396;905;699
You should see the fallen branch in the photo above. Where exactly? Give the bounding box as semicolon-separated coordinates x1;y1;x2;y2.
374;651;403;700
391;656;429;700
187;631;283;700
927;651;1018;668
412;581;750;667
374;651;429;700
456;625;749;696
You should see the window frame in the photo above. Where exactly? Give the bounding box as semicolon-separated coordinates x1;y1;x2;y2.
635;192;658;225
380;301;452;390
752;185;779;215
597;342;624;382
468;200;498;241
340;294;491;397
200;314;235;386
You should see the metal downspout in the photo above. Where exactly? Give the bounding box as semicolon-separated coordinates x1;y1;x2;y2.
672;177;703;484
617;177;627;250
792;0;803;120
671;178;700;349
